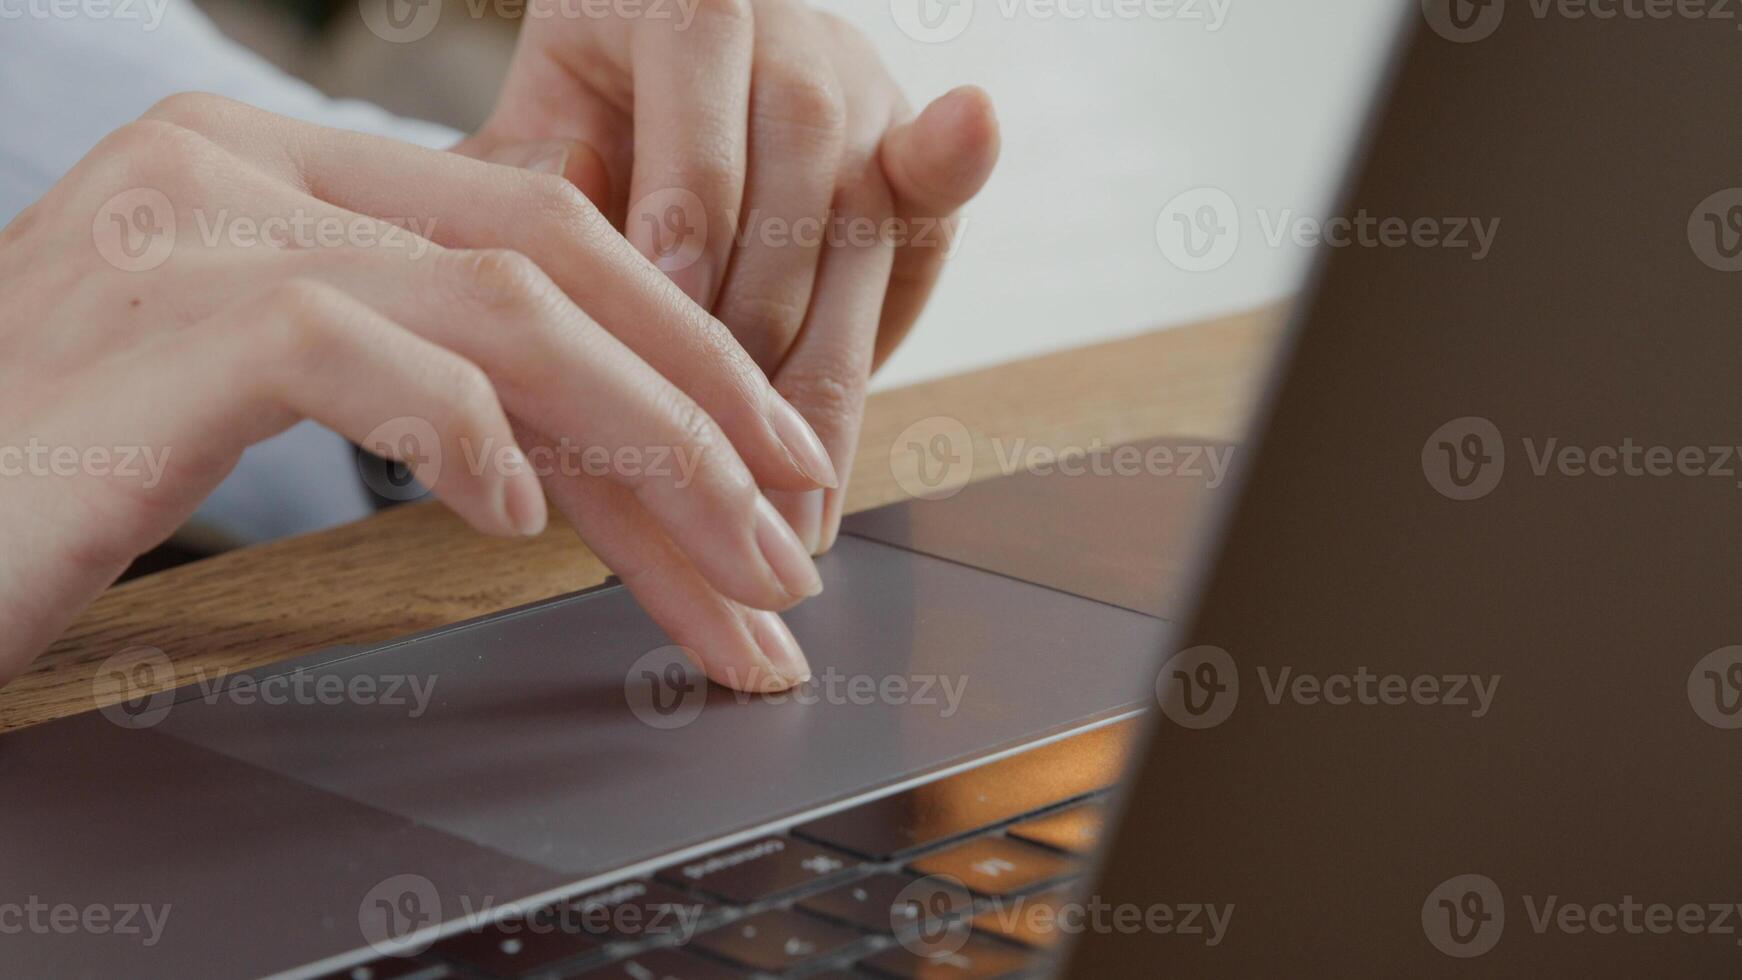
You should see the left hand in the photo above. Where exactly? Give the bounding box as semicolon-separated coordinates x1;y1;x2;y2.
455;0;1001;553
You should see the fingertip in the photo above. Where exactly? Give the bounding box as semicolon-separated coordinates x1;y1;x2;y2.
884;85;1001;212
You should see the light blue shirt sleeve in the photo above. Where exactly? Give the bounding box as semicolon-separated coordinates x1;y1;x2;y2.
0;1;462;546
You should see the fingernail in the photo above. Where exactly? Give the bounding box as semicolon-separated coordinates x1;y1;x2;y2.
767;397;839;489
755;495;822;600
744;608;811;687
499;449;548;537
779;489;826;556
522;143;571;176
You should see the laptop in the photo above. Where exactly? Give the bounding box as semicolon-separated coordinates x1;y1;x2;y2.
7;6;1742;977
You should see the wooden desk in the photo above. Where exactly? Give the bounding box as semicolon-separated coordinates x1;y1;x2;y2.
0;307;1282;734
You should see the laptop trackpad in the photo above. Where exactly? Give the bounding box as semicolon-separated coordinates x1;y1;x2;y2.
157;536;1162;877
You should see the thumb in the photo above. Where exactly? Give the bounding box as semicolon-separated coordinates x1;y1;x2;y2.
452;136;614;208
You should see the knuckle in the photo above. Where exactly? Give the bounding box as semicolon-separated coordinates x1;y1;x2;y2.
690;0;753;28
141;92;246;132
96;119;220;188
756;62;847;146
832;177;896;223
447;248;556;313
721;294;807;355
259;279;348;369
528;175;611;245
779;363;863;432
434;358;499;431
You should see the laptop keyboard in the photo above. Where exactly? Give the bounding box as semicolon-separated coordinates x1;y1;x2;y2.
319;724;1129;980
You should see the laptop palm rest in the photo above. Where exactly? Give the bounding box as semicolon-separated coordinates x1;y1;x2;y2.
156;534;1164;879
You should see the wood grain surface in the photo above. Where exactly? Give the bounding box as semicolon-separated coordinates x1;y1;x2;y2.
0;307;1282;732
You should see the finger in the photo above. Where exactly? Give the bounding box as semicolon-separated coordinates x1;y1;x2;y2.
303;245;822;612
874;85;1000;367
1;278;548;681
161;279;545;541
141;95;839;495
459;137;615;208
711;0;847;370
528;434;812;692
624;0;756;307
767;172;898;554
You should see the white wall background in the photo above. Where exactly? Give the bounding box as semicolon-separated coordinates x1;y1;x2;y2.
808;0;1407;390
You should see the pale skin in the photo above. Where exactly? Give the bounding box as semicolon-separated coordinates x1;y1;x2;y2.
0;1;999;694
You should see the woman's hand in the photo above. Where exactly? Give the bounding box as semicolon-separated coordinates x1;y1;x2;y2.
0;94;839;692
457;0;1001;552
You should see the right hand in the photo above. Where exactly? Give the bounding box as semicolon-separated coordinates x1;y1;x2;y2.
0;93;838;693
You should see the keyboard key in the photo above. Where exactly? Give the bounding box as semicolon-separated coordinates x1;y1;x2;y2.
1007;804;1104;855
859;936;1033;979
971;887;1075;949
793;726;1126;860
908;838;1076;897
431;916;601;977
564;879;714;941
580;948;748;979
690;908;861;972
313;961;453;980
656;836;856;904
799;873;972;934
